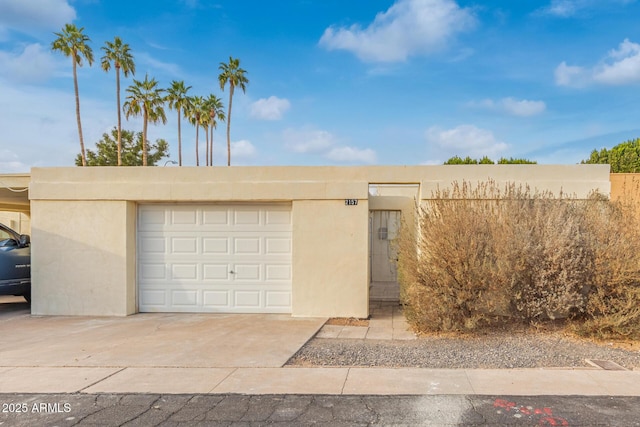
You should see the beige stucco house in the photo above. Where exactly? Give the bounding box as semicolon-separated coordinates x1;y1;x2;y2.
0;165;611;318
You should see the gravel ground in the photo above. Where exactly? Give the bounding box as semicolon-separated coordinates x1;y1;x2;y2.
286;331;640;370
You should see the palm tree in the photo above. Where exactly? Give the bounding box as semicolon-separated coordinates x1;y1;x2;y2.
165;80;192;166
204;94;225;166
101;36;135;166
187;96;204;166
123;74;167;166
200;109;212;166
51;23;94;166
218;56;249;166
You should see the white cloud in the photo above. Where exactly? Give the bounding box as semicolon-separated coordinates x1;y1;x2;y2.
593;39;640;84
319;0;476;62
325;146;377;164
0;0;75;33
0;43;58;83
231;140;256;158
554;61;588;87
608;38;640;60
426;125;508;157
501;98;546;117
282;127;375;164
537;0;635;17
469;97;546;117
539;0;583;17
283;128;337;153
556;39;640;87
250;96;290;120
212;139;256;164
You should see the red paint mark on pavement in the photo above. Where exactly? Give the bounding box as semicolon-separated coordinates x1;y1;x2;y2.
493;398;569;426
539;416;570;426
494;398;516;410
519;406;532;415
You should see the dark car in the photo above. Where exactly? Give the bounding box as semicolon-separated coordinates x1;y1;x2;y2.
0;223;30;303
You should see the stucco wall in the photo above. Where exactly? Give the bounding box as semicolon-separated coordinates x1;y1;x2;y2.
31;200;134;316
27;165;611;317
292;200;369;317
28;165;609;201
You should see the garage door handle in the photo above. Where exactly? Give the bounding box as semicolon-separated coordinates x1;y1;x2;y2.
229;270;235;274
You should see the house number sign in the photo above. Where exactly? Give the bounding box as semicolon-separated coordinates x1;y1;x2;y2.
345;199;358;206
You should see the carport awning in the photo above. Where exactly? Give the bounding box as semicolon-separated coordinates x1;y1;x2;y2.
0;174;30;213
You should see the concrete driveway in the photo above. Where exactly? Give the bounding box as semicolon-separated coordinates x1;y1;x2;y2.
0;296;326;368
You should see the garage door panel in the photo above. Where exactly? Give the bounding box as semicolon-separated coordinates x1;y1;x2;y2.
234;237;261;254
202;207;230;225
138;204;292;313
140;289;167;306
265;238;291;254
139;210;166;229
140;237;166;254
266;291;291;308
203;290;230;307
171;209;198;225
170;290;198;306
172;237;198;253
233;264;261;280
234;209;260;225
265;209;291;225
172;264;198;280
203;264;230;280
203;238;229;254
265;264;291;281
235;291;261;307
140;263;167;280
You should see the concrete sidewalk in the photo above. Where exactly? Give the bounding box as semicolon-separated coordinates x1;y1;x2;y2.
0;366;638;396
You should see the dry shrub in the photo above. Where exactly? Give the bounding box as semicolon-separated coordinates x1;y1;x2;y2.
507;198;593;321
398;179;640;337
574;180;640;339
398;181;511;331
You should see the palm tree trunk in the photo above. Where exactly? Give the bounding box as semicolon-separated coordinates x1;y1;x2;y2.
227;84;234;167
116;67;122;166
209;124;214;166
177;110;182;166
73;55;87;166
195;121;200;167
205;124;210;166
142;109;148;166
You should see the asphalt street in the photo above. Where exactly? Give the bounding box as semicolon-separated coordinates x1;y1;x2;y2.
1;394;639;426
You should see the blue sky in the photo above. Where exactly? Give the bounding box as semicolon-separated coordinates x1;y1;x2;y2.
2;0;640;171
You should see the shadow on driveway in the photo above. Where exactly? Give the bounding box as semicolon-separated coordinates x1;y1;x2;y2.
0;296;30;321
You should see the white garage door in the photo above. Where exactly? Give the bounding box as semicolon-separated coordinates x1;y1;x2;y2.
137;204;292;313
